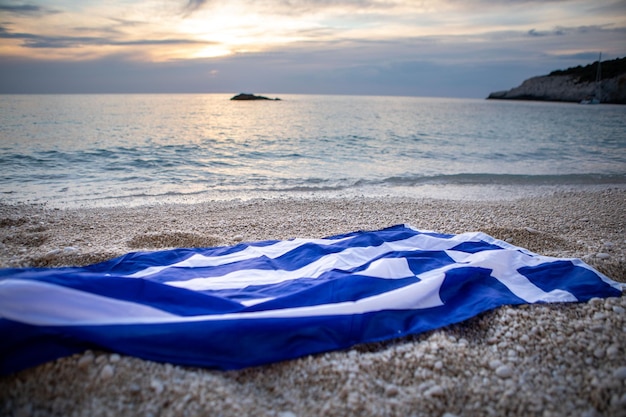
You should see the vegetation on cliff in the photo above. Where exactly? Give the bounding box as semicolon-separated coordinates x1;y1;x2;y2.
549;57;626;83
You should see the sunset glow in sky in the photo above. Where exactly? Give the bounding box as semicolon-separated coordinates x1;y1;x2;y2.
1;0;625;96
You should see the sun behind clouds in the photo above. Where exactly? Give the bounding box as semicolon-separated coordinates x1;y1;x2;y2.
174;3;322;59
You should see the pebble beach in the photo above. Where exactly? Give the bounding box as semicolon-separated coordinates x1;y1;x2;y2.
1;188;625;417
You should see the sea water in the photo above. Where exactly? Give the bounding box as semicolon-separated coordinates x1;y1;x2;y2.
1;94;625;207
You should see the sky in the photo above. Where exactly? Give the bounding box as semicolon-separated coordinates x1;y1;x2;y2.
1;0;625;97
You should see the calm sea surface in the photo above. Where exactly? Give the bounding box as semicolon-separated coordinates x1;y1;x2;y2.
1;94;625;207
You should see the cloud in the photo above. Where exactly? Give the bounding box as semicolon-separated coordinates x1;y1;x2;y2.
271;0;398;12
0;24;212;49
553;51;604;61
0;27;100;48
181;0;212;15
528;28;566;37
180;0;404;19
0;4;40;13
0;2;59;15
587;0;626;15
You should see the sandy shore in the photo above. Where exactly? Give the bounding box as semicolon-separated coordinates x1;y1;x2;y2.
1;189;625;417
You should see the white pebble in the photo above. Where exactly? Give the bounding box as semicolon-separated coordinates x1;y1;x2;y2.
63;246;78;253
580;409;600;417
425;385;445;397
150;378;164;394
488;359;502;370
233;235;244;242
495;365;513;378
595;253;610;259
77;354;93;369
612;306;625;314
592;312;607;321
589;297;604;306
385;385;399;397
613;367;626;380
109;353;121;363
606;345;619;357
99;364;114;380
278;412;297;417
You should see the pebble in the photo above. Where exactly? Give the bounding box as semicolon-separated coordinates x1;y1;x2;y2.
99;364;114;380
77;354;93;369
606;345;619;357
495;365;513;379
488;359;502;370
424;385;445;397
384;385;399;397
233;235;244;242
593;348;605;359
150;378;164;394
613;367;626;380
592;312;607;320
595;253;610;259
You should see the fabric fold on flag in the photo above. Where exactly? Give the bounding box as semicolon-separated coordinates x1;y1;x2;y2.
0;224;621;375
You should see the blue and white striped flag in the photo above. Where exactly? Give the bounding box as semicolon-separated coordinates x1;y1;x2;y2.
0;224;621;375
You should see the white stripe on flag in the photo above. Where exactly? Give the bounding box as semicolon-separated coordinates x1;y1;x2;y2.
0;279;177;325
125;235;355;278
163;233;482;291
0;273;446;326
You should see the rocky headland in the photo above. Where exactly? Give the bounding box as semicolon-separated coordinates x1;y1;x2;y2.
488;57;626;104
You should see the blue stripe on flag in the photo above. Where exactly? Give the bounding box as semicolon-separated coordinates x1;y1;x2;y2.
519;260;616;302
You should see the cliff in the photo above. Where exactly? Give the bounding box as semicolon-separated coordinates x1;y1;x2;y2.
488;57;626;104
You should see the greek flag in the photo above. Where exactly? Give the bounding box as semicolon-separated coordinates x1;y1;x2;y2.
0;224;621;375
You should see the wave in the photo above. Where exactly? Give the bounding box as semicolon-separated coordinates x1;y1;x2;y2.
372;173;626;186
218;173;626;194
